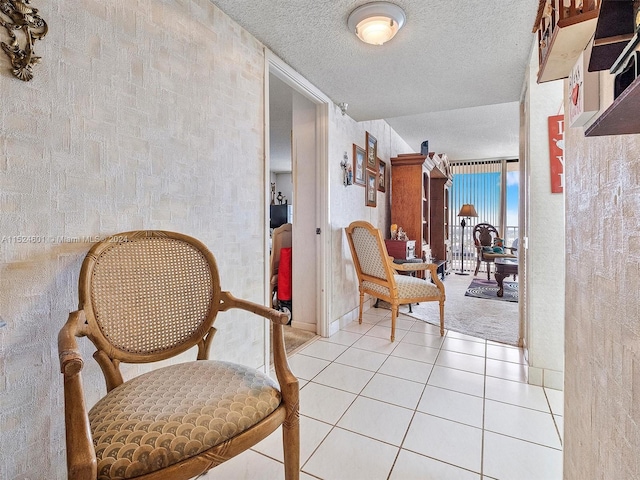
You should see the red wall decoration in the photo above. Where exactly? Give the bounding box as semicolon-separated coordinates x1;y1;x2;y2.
548;115;565;193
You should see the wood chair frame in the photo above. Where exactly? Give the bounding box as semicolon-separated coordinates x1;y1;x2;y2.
345;221;446;342
58;230;299;480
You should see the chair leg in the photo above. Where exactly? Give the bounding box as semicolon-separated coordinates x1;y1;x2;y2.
439;300;445;336
474;258;480;276
486;263;491;281
358;290;364;324
390;303;398;342
282;401;300;480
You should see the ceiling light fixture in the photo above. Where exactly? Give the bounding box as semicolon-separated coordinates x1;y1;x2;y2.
347;2;406;46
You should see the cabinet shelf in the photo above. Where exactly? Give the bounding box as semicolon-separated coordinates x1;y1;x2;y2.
584;0;640;136
585;74;640;136
533;0;600;83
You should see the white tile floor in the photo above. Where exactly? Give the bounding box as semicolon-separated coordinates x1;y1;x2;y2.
200;290;564;480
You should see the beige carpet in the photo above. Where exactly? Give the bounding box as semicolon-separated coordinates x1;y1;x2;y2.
270;325;317;364
376;273;519;346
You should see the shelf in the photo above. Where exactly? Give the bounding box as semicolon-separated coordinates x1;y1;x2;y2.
533;0;600;83
588;0;636;71
537;10;599;82
585;74;640;136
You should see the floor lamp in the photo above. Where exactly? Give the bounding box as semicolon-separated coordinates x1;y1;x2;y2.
456;204;478;275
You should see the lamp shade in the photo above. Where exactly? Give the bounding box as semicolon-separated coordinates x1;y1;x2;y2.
458;204;478;217
347;2;406;45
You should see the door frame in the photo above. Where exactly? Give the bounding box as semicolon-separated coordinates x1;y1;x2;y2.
263;49;331;368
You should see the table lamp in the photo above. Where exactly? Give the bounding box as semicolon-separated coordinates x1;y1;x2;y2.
456;204;478;275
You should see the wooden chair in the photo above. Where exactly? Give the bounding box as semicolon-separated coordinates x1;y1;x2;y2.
472;222;517;280
345;221;446;342
58;230;300;480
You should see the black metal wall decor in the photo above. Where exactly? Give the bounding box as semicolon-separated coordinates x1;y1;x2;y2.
0;0;48;81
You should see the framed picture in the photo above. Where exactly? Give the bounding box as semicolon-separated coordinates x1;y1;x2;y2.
365;170;377;207
377;159;386;192
353;144;366;186
365;132;377;171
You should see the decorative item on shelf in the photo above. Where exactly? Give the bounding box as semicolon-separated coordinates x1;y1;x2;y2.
276;191;284;205
568;41;599;128
420;140;429;156
347;1;406;46
613;49;640;99
390;223;398;240
0;0;48;81
340;151;353;186
456;204;478;276
270;182;276;205
396;227;408;241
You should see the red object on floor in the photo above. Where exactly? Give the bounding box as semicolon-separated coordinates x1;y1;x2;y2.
278;247;292;301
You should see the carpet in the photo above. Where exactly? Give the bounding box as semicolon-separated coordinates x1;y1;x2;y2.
465;278;518;303
270;325;317;364
375;275;519;346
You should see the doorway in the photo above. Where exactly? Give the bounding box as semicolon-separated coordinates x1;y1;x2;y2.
265;52;330;353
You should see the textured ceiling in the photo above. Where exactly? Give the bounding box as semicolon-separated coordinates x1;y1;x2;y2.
210;0;539;160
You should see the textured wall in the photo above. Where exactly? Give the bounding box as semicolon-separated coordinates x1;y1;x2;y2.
0;1;267;478
563;72;640;479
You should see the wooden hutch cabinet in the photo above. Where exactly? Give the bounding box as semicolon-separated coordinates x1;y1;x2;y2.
390;152;453;278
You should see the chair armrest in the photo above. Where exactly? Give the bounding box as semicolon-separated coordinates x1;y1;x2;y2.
58;310;97;480
219;292;298;392
387;259;445;294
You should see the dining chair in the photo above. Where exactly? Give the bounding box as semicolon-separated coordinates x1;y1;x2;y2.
58;230;300;480
345;221;446;341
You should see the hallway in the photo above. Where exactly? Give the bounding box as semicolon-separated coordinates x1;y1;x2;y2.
202;274;563;480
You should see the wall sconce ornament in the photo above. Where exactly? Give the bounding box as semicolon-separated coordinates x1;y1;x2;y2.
338;102;348;116
340;151;353;186
0;0;48;81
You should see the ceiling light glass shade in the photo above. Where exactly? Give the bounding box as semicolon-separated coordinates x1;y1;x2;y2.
347;2;406;46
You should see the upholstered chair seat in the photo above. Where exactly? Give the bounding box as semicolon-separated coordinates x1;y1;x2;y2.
89;361;280;479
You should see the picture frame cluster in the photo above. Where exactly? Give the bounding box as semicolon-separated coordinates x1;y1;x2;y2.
352;131;386;207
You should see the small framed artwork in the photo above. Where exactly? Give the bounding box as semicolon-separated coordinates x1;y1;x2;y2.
365;170;377;207
353;144;366;186
365;132;377;171
377;159;386;192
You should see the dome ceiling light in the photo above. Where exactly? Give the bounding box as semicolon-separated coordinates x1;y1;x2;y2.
347;2;406;46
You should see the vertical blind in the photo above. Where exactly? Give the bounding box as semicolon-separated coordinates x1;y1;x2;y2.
449;159;515;272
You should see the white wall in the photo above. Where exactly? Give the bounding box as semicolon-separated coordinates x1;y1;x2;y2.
522;48;565;389
328;108;413;333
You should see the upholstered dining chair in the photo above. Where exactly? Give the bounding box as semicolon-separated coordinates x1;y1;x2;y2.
472;222;517;280
58;230;299;480
345;221;446;342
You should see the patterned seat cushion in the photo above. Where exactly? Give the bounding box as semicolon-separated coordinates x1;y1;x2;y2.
89;360;281;480
364;274;440;299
